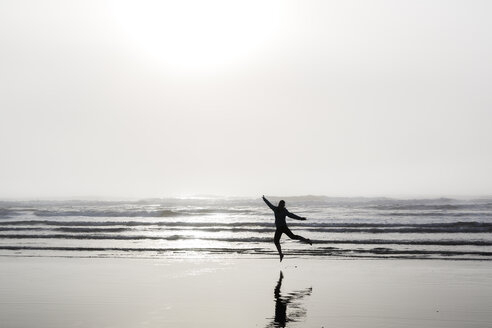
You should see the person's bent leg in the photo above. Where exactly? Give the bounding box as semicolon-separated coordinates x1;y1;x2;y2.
274;229;284;261
284;227;312;246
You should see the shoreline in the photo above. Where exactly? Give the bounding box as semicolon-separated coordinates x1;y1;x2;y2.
1;249;491;262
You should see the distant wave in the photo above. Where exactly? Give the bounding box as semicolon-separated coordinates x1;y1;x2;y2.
31;208;258;218
33;209;183;218
0;208;16;218
380;212;491;217
370;204;492;211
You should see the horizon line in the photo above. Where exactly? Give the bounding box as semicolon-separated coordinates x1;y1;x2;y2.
1;193;491;202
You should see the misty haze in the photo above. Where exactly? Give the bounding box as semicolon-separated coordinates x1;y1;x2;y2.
1;1;491;199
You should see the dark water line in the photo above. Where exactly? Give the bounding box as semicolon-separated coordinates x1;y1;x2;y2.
1;220;492;230
1;226;492;234
0;245;490;259
1;233;492;246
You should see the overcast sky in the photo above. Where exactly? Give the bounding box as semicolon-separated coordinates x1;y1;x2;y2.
1;0;491;199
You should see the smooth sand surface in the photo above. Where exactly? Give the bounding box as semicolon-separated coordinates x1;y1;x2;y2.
0;256;491;327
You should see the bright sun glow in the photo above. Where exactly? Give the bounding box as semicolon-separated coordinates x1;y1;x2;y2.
110;0;287;74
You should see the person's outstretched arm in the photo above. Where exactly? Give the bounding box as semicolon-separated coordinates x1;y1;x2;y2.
262;195;276;211
286;210;306;221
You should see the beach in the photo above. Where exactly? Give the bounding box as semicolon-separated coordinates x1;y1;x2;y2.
1;256;491;328
1;197;492;327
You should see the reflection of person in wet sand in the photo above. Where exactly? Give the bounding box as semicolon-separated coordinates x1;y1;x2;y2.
262;196;312;262
266;271;312;328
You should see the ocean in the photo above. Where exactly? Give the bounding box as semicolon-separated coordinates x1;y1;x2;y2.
1;196;491;260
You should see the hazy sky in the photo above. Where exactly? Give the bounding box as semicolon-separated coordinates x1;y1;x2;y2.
1;0;491;199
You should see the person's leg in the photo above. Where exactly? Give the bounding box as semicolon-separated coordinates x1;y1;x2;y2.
274;229;284;261
283;226;312;246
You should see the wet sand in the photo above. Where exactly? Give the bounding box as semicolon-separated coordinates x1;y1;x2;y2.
0;256;491;327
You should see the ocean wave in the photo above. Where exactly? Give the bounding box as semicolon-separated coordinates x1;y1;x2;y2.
1;233;491;246
381;212;491;217
370;203;492;211
56;227;128;233
33;209;184;218
0;234;269;243
1;225;490;234
0;208;16;218
0;227;45;232
285;247;492;258
30;207;260;218
0;233;194;241
1;220;491;233
0;245;490;260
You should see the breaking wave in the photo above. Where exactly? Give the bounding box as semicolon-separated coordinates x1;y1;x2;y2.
1;220;491;233
0;233;491;247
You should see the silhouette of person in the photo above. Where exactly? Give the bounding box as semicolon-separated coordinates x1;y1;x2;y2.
262;195;312;262
266;271;312;328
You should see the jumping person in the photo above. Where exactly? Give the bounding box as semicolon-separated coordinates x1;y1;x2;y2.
262;195;312;262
